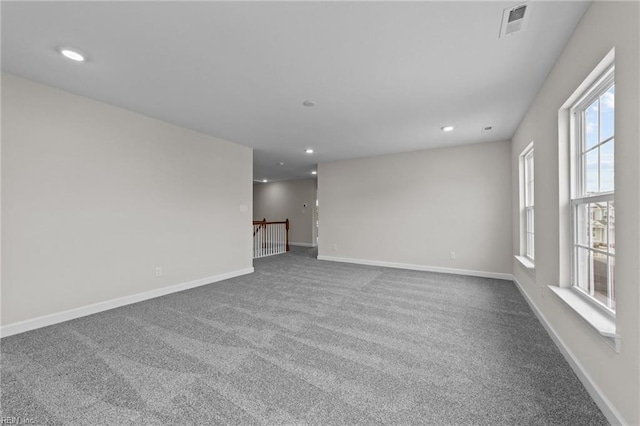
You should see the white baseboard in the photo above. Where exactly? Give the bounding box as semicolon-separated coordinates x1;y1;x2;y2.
317;255;512;281
512;276;626;426
289;242;317;248
0;267;254;338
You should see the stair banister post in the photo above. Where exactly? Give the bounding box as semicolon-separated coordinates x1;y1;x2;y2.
262;218;267;249
285;219;290;252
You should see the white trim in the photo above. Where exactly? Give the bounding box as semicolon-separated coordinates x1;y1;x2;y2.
514;255;535;271
0;268;254;338
289;242;317;248
548;286;619;351
561;49;615;110
512;276;626;426
317;255;512;281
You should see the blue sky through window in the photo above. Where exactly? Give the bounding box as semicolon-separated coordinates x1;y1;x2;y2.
600;86;614;141
584;84;614;193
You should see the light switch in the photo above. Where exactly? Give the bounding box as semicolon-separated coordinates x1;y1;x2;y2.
239;204;248;212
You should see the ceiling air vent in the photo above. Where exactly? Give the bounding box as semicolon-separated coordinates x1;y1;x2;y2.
500;3;529;38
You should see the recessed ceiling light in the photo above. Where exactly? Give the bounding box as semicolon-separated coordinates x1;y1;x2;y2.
441;126;454;132
278;162;285;167
305;148;314;154
262;179;268;183
311;171;317;175
303;100;316;107
59;47;85;62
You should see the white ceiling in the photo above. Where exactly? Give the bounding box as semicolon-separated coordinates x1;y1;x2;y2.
2;1;590;182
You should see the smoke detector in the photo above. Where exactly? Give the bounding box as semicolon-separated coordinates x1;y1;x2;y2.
500;3;529;38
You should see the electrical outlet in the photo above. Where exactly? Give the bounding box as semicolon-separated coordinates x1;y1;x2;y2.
333;243;338;251
450;252;456;260
155;267;162;277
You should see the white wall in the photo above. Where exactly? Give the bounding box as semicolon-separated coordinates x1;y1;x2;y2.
253;179;317;246
318;140;512;277
510;2;639;424
1;74;254;327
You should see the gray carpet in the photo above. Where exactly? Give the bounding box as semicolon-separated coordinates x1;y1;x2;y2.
1;247;608;425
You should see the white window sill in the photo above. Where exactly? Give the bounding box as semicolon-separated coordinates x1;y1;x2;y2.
514;255;535;270
548;286;620;352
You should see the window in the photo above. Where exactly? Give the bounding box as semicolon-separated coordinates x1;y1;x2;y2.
570;66;615;313
522;144;535;261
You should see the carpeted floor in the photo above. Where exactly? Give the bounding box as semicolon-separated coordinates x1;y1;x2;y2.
1;247;608;425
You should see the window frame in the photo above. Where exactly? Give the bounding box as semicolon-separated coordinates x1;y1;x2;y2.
522;144;535;262
569;65;615;316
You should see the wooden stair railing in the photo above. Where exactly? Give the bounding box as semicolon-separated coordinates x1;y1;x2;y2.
252;218;266;237
252;218;289;258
